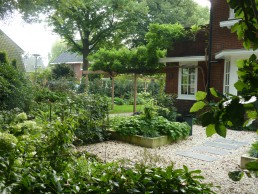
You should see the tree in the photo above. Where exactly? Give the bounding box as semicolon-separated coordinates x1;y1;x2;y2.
90;23;191;112
51;64;74;79
0;52;33;111
128;0;209;47
49;39;68;63
0;0;17;19
46;0;148;89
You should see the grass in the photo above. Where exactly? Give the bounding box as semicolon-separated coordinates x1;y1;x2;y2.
109;105;144;114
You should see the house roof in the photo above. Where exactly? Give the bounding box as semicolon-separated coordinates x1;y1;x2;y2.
159;56;206;63
0;29;24;69
215;49;258;59
50;51;83;64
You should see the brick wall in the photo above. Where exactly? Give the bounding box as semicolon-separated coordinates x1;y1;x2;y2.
168;28;208;57
70;63;82;80
211;0;243;57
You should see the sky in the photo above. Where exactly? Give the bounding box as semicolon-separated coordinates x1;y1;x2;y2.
0;0;210;66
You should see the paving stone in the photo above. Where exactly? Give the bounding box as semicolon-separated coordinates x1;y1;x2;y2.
192;145;230;155
204;141;240;150
176;150;217;162
213;138;249;146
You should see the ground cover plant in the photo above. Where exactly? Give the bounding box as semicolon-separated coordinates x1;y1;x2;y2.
109;104;144;114
0;107;215;193
110;101;190;140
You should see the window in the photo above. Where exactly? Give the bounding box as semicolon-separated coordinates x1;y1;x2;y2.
178;63;198;100
224;60;230;94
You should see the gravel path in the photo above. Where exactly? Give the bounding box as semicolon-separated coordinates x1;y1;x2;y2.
77;125;258;194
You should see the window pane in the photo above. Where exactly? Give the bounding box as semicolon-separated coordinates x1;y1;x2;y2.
181;85;187;94
182;76;188;84
189;68;195;74
189;85;195;94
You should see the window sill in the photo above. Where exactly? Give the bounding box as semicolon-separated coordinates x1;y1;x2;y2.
177;95;196;101
220;19;241;28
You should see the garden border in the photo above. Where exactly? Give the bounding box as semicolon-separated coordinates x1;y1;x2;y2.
108;130;174;148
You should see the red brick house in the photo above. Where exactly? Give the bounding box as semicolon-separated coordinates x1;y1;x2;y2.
161;0;258;115
50;51;83;80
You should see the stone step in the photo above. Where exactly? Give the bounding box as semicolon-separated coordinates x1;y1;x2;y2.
213;138;249;146
192;145;230;155
176;150;217;162
203;141;240;150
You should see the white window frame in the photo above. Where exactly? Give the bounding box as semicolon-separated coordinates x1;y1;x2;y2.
224;60;230;94
178;62;198;100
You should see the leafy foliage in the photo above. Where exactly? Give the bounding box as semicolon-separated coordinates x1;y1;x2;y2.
51;63;74;79
0;53;33;112
228;0;258;50
249;141;258;158
191;0;258;181
111;104;190;140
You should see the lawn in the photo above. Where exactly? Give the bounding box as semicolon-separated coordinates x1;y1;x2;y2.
109;105;144;114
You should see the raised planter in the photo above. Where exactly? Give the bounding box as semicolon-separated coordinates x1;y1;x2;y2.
108;130;174;148
240;154;257;169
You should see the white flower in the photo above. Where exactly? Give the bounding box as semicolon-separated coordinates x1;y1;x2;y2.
223;99;232;107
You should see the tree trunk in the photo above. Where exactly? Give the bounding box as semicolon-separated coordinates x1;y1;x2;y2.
82;44;90;93
111;76;115;110
133;73;137;113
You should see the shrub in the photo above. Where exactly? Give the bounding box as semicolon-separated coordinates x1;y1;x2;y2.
67;158;215;193
0;132;18;153
111;115;190;140
0;56;33;112
155;93;177;121
114;97;125;105
249;141;258;158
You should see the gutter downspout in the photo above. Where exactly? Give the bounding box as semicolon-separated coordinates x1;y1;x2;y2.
207;2;213;101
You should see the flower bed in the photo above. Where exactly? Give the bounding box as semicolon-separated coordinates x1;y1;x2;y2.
108;130;174;148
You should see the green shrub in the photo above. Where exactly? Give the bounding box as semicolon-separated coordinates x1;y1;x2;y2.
0;59;33;112
249;141;258;158
111;115;190;139
67;158;215;193
0;132;18;153
114;97;125;105
128;96;146;105
155;93;177;121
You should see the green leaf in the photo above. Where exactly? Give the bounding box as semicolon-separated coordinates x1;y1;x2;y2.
201;112;215;127
190;101;206;112
236;60;245;68
206;124;216;137
234;81;246;91
215;124;227;138
210;88;218;97
195;91;207;101
228;171;244;181
249;54;257;62
246;161;258;171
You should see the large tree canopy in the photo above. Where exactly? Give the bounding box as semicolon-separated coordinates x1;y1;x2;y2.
48;0;148;73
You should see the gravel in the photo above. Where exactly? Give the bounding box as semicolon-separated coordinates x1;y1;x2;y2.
77;125;258;194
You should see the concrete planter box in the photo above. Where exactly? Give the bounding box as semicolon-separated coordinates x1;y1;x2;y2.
240;154;257;169
108;130;174;148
